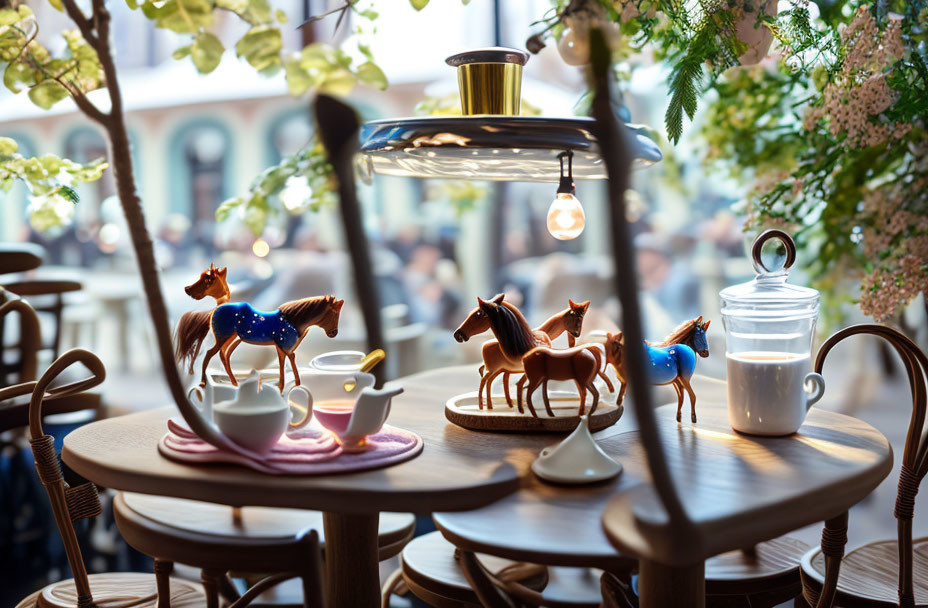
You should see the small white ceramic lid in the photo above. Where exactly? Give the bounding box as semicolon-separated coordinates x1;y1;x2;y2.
531;416;622;485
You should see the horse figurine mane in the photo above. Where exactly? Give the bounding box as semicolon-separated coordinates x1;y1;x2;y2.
279;295;338;328
650;316;710;356
481;299;537;360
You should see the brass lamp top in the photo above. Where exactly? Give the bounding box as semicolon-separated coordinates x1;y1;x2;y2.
446;47;529;67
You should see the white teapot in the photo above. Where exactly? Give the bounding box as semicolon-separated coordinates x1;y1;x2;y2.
188;370;311;454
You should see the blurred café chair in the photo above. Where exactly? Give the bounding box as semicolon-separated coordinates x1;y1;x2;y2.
114;494;414;607
1;243;84;371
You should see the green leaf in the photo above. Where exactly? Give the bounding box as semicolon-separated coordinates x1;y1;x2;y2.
28;80;70;110
283;52;314;95
664;58;702;144
216;0;247;13
125;0;139;9
245;0;272;22
215;197;244;222
56;185;80;203
318;68;357;96
243;193;268;236
356;61;387;89
275;8;287;23
172;45;192;60
47;0;64;12
191;32;224;73
0;8;23;25
4;61;35;94
0;137;17;155
409;0;428;10
144;0;214;34
235;25;282;73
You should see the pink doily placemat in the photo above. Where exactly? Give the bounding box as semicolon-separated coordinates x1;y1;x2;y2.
159;419;423;475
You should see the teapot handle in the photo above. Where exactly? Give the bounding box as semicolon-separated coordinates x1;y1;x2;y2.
187;384;212;419
287;385;313;429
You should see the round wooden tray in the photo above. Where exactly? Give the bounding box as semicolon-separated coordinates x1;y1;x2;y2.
445;390;622;433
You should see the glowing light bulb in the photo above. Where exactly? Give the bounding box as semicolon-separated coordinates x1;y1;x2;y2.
546;193;586;240
252;238;270;257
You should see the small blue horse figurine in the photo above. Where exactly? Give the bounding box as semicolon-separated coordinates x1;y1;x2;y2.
174;264;344;392
604;317;710;423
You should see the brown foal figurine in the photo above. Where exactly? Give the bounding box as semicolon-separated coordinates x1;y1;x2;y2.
519;346;601;418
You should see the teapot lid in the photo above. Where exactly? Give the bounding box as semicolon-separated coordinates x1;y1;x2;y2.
719;229;819;315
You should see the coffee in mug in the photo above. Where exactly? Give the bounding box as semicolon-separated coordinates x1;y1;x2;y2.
726;351;824;435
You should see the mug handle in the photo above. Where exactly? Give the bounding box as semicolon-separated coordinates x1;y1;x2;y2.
803;372;825;410
287;385;313;429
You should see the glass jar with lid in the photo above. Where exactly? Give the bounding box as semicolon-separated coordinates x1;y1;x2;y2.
720;230;825;435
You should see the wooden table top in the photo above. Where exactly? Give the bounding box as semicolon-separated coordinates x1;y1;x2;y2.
64;365;622;514
435;376;893;569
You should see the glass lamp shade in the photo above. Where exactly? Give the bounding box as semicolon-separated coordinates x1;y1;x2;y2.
358;116;661;182
546;193;586;240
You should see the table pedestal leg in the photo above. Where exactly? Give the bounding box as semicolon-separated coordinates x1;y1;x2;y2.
323;512;380;608
638;559;704;608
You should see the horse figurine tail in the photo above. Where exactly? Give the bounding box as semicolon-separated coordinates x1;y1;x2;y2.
175;310;212;374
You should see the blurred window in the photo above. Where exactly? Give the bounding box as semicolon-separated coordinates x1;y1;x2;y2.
170;121;230;218
168;120;232;253
267;110;313;164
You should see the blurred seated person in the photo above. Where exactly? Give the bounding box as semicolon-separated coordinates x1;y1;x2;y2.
635;231;701;337
402;244;461;328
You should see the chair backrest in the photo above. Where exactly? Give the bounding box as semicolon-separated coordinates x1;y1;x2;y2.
813;324;927;608
0;288;41;390
0;348;107;607
2;279;83;362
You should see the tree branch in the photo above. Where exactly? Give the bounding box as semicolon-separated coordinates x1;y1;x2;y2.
59;78;109;125
58;0;98;48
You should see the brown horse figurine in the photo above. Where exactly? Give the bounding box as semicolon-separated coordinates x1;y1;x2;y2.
518;346;601;418
175;264;344;392
604;316;710;423
452;295;550;409
453;296;611;408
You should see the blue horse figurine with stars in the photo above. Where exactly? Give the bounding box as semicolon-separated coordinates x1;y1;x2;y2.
174;264;344;392
603;317;710;423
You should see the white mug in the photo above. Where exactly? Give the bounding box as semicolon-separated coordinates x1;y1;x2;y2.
726;351;825;436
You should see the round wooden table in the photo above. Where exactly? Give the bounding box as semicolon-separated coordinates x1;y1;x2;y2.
434;377;893;607
62;365;621;608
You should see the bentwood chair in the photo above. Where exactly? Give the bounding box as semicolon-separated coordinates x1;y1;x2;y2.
0;289;102;427
799;324;928;608
4;348;211;608
387;530;604;608
113;493;416;606
2;278;83;363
